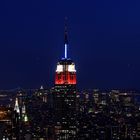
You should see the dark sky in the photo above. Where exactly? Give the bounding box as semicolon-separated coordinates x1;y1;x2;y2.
0;0;140;89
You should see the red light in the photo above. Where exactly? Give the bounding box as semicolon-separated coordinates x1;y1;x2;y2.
55;71;76;85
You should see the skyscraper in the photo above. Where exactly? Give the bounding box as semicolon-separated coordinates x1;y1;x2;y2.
53;21;77;140
55;21;76;85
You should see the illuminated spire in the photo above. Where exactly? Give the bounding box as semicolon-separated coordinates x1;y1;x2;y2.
22;102;26;115
64;17;68;59
40;85;44;90
14;98;20;114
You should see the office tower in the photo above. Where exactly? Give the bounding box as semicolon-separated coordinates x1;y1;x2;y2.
53;21;77;139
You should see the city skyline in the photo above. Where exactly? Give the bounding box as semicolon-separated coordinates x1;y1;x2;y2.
1;1;140;140
0;0;140;89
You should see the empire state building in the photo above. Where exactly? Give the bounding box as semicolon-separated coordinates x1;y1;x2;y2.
53;22;77;140
55;24;76;85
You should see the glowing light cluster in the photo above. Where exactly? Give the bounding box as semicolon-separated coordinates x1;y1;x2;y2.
56;65;63;72
55;62;77;85
68;64;76;72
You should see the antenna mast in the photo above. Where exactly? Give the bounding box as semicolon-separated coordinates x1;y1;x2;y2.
64;17;68;59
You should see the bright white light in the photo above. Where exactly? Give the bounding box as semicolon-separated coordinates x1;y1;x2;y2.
56;65;63;72
68;64;76;72
24;114;28;122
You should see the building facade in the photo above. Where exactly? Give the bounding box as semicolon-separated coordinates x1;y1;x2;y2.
53;22;77;140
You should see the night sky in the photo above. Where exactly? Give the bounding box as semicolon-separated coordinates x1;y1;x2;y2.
0;0;140;90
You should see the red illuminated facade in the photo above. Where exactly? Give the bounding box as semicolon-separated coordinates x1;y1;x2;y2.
55;59;76;85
